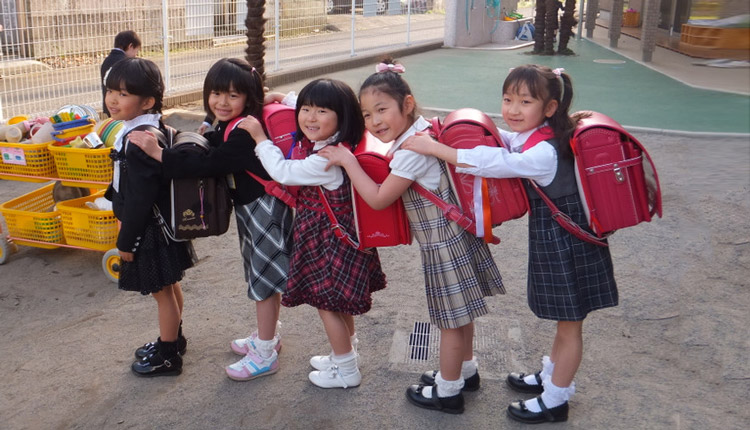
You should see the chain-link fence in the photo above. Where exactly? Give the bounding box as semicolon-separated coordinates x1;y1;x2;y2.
0;0;444;120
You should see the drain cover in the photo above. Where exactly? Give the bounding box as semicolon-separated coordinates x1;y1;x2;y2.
594;59;627;64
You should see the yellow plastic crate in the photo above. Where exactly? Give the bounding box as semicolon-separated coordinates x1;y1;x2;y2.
0;140;57;179
48;144;113;184
0;183;64;248
57;192;118;251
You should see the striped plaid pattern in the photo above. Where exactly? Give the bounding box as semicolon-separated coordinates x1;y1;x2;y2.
402;162;505;329
282;176;387;315
235;194;294;301
526;195;618;321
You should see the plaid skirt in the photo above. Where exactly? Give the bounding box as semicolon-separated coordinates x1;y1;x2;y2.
235;194;294;301
526;195;618;321
282;181;387;315
119;218;198;295
402;165;505;329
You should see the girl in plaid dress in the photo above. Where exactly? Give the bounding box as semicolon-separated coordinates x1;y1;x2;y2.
130;58;293;381
403;64;618;423
240;79;387;389
320;59;504;414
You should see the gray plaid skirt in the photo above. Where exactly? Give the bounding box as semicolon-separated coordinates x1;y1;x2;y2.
402;164;505;329
526;195;618;321
235;194;294;301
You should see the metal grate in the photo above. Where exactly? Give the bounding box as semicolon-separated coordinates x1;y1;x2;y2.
408;321;434;361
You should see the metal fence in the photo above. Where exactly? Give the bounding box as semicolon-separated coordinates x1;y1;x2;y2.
0;0;445;121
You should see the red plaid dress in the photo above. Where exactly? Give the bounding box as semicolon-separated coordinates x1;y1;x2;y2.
282;172;387;315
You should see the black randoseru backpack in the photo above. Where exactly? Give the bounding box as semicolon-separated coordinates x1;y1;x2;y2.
125;125;233;241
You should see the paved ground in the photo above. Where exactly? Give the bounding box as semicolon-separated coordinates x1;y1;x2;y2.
1;23;749;430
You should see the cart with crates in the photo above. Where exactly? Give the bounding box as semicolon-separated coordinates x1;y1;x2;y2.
0;116;122;283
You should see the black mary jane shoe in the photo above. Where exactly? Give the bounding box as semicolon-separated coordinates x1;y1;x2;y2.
134;335;187;359
506;396;568;424
420;370;480;392
506;371;544;394
406;384;464;414
131;351;183;377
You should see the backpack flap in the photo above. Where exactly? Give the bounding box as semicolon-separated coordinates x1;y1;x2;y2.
571;111;662;236
436;109;529;240
168;132;233;240
262;103;297;159
351;132;412;248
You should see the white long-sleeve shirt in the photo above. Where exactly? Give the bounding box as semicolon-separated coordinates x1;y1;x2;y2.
455;125;558;187
254;139;345;190
388;116;442;190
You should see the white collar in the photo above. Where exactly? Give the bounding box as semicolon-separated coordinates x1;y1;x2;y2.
311;131;340;151
388;116;430;156
509;122;550;151
113;113;161;151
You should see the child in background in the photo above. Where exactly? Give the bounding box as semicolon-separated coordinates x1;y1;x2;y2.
402;64;618;423
239;78;387;389
100;30;141;117
129;58;293;381
319;59;504;413
104;57;197;377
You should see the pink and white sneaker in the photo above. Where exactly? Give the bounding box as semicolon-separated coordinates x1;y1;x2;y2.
225;350;279;381
231;331;281;356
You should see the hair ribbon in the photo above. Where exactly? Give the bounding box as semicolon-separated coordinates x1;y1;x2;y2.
376;63;406;73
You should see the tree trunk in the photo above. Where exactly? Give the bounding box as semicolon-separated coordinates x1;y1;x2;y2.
543;0;559;54
533;0;546;53
558;0;577;54
245;0;267;80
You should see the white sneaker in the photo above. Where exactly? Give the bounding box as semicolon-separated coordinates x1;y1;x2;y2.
225;350;279;381
310;337;359;371
308;365;362;389
231;331;281;356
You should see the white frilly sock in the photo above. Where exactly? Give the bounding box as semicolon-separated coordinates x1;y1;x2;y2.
461;356;478;379
523;355;554;386
422;371;464;399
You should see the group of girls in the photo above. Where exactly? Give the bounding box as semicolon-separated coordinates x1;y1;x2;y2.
107;53;617;424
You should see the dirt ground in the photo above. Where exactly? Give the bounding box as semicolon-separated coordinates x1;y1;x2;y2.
0;112;748;429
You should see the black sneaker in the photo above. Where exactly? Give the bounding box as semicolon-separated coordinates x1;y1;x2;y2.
134;335;187;359
131;341;183;377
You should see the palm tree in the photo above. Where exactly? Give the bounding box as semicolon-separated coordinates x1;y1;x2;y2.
533;0;559;55
245;0;267;80
558;0;577;55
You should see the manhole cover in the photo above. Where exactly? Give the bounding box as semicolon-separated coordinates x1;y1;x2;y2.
594;59;627;64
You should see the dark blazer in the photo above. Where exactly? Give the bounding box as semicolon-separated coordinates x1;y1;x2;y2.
100;49;127;116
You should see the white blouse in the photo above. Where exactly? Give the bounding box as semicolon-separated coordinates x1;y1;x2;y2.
388;116;442;190
455;125;558;187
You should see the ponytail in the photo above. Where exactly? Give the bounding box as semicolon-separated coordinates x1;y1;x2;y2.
547;72;577;154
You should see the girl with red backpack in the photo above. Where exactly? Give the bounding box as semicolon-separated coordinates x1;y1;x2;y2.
319;58;505;414
402;64;619;423
239;78;387;389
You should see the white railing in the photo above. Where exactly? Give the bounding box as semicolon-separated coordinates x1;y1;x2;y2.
0;0;445;121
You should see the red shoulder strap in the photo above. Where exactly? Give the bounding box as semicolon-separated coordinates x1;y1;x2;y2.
224;117;245;142
521;126;555;152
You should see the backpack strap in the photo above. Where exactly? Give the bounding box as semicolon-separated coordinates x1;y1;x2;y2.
315;186;372;253
521;127;608;247
224;116;297;207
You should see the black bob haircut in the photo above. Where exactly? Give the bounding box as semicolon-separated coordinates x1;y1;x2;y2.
202;58;264;120
295;78;364;149
104;57;164;114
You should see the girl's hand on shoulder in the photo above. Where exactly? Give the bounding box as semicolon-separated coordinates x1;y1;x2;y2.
263;92;286;105
118;250;134;262
128;130;163;162
401;132;436;155
318;144;355;171
236;116;269;143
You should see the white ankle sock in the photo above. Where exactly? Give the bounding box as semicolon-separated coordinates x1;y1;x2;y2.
425;371;463;398
540;379;575;408
523;355;554;386
350;333;359;353
461;357;478;379
332;350;358;376
254;338;277;359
